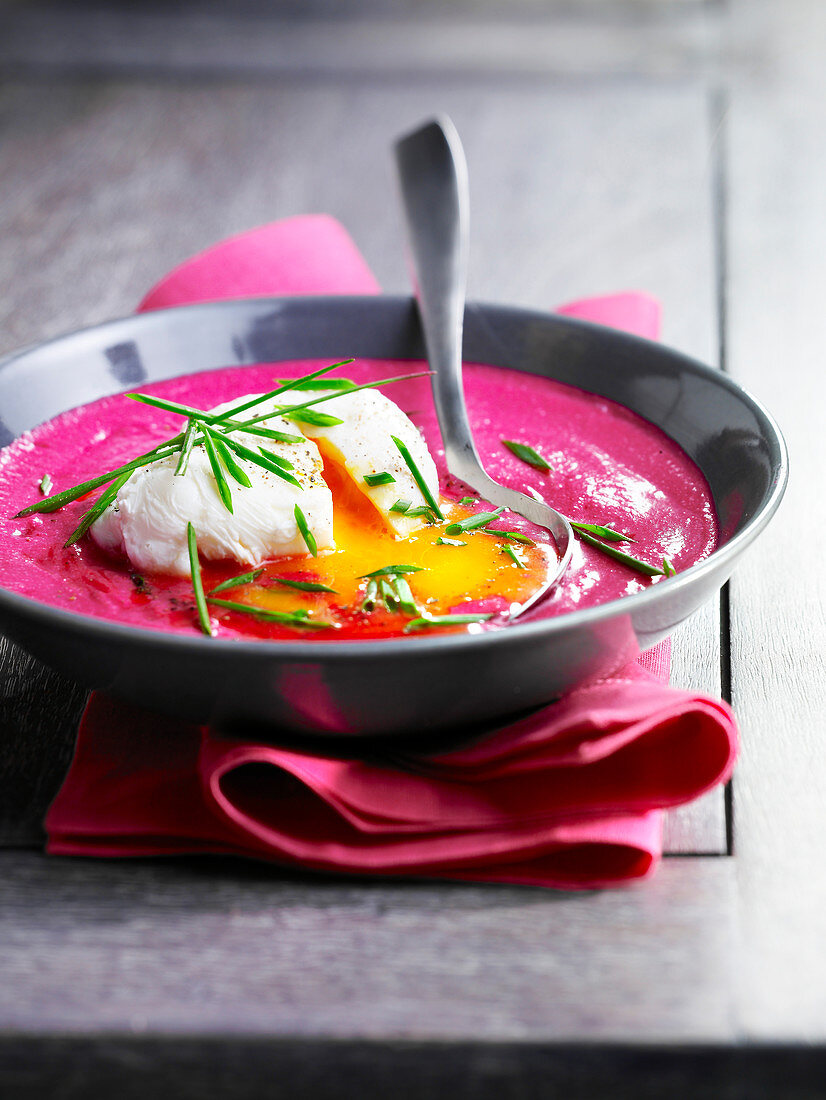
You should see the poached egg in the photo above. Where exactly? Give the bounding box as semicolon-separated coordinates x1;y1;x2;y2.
91;387;439;576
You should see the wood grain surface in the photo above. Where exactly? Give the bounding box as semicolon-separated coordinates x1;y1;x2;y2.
1;0;823;1092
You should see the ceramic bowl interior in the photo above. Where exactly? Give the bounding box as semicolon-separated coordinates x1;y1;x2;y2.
0;296;788;742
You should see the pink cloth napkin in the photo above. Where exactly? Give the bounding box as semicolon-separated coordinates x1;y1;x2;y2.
45;216;738;889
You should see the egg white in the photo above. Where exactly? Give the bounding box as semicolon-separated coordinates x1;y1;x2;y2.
91;409;333;576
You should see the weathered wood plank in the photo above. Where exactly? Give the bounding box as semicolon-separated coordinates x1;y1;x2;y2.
724;0;826;1040
0;75;724;852
0;851;737;1041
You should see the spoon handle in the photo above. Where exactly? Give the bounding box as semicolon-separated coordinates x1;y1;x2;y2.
394;117;487;485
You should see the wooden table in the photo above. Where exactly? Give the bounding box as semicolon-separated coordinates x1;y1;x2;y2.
0;2;823;1095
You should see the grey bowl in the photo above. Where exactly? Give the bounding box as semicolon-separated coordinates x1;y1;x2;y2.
0;296;788;743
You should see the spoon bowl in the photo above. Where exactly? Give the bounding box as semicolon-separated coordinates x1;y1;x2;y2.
394;117;573;617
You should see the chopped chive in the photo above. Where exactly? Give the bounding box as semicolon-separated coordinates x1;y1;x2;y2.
175;418;198;477
391;435;444;520
483;528;535;545
459;496;476;505
218;434;303;488
38;474;53;496
217;360;355;420
363;471;396;487
394;576;418;615
389;499;412;514
404;612;494;632
405;505;437;522
288;408;344;427
570;521;635;543
206;597;331;628
126;393;207;419
360;578;379;612
501;543;526;569
436;536;467;547
662;557;677;577
63;469;133;547
278;377;356;391
231;370;432;432
187;523;212;636
200;429;233;513
358;564;424;578
221;423;305;444
502;439;551;471
379;578;400;609
205;427;253;489
256;449;293;471
294;504;317;557
274;577;337;593
132;361;357;425
208;568;264;595
576;529;664;577
444;507;505;536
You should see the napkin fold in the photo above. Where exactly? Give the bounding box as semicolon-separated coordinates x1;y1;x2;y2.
45;215;737;889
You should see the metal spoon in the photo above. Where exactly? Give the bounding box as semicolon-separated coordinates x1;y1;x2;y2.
394;116;573;616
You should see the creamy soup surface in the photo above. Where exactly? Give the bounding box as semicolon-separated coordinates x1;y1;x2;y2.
0;359;718;639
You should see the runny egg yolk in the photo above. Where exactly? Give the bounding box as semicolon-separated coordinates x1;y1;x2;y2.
203;450;556;635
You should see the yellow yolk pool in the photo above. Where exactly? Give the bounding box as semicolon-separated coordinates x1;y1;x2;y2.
202;453;556;636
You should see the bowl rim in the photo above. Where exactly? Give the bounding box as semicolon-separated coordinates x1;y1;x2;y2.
0;294;790;661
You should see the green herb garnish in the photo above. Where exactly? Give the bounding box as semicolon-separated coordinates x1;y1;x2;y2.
278;377;356;392
379;578;399;609
222;423;305;444
501;544;526;569
200;428;233;513
443;507;505;536
294;504;317;557
206;597;331;629
436;536;467;547
38;474;52;496
360;578;379;612
255;449;293;471
363;471;396;487
287;408;345;428
393;576;418;615
128;360;356;424
274;577;337;593
205;426;253;489
175;419;198;477
570;521;634;543
63;469;133;548
389;499;412;514
391;434;444;520
662;557;677;577
187;522;212;636
575;529;664;577
501;439;550;471
405;505;437;522
218;434;303;488
484;529;535;545
237;371;432;432
459;496;476;505
359;564;424;578
208;568;264;595
404;612;494;632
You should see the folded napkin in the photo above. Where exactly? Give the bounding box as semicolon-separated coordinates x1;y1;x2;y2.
45;215;738;889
